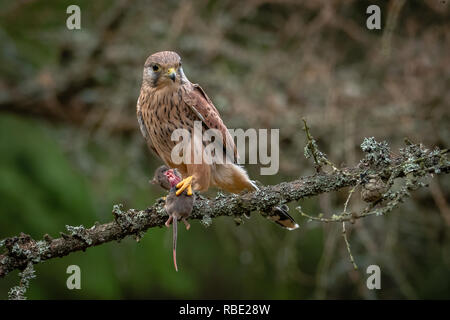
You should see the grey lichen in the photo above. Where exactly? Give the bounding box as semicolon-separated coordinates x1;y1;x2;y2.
66;225;93;245
0;233;49;265
112;203;124;219
133;210;152;227
215;191;227;200
10;242;33;260
303;129;329;166
8;262;35;300
304;139;327;161
34;240;51;260
155;204;167;217
1;255;9;265
360;137;391;166
400;142;429;159
399;143;435;175
200;215;212;228
113;204;141;231
403;161;420;174
302;118;339;171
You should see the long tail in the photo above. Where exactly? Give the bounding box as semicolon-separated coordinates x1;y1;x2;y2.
270;205;299;230
214;164;299;230
250;179;299;230
173;218;178;272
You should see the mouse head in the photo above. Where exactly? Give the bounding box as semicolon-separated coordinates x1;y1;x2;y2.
151;166;182;190
164;168;182;188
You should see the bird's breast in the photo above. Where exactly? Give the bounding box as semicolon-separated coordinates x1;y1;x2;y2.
144;89;197;162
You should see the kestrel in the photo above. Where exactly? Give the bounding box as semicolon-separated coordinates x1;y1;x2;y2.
137;51;298;230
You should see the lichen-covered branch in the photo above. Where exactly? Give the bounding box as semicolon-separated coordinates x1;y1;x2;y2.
0;140;448;281
7;262;35;300
298;137;448;269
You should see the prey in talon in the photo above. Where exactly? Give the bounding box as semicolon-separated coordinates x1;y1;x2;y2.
151;165;195;272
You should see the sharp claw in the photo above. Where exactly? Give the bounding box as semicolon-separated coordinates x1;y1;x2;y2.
176;176;193;196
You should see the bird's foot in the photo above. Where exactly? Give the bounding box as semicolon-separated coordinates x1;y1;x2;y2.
176;176;193;196
182;218;191;230
165;215;173;228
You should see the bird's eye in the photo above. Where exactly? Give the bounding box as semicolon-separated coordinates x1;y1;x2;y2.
152;65;160;72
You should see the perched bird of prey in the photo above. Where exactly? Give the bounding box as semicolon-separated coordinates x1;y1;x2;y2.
137;51;298;230
152;165;193;272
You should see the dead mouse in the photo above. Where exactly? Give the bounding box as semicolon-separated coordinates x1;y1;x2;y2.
151;165;195;271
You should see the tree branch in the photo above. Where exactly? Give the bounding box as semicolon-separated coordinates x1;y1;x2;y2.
1;140;448;279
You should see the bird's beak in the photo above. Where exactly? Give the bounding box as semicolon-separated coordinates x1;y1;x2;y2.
167;68;176;82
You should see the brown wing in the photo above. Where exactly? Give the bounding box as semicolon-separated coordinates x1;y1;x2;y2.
182;83;238;163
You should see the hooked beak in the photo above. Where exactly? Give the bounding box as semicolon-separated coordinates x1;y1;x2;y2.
167;68;176;82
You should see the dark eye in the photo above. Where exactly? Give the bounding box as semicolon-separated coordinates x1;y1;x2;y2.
152;65;160;72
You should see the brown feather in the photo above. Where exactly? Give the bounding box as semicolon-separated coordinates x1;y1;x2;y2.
137;51;299;229
182;84;238;163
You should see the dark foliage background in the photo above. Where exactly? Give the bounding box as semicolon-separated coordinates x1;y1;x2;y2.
0;0;449;299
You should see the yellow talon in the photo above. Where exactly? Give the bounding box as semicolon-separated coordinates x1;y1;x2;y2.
176;176;193;196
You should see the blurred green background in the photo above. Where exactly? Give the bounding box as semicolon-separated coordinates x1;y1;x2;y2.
0;0;449;299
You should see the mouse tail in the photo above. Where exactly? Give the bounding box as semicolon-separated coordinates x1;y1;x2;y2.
173;218;178;272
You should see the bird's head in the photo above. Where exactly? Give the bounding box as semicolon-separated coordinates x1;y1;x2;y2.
143;51;187;88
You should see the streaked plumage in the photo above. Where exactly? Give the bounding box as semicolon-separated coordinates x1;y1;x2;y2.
138;51;298;230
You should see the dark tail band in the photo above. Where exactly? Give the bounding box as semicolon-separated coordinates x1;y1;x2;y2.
268;205;299;230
